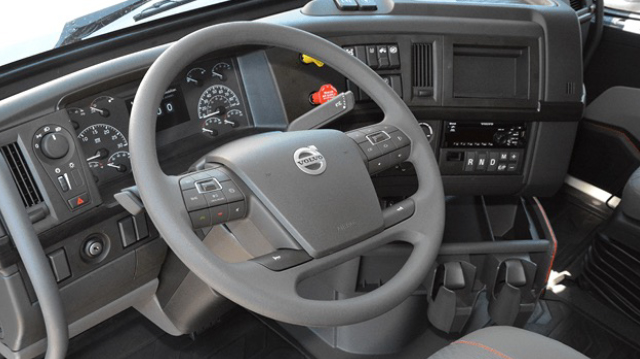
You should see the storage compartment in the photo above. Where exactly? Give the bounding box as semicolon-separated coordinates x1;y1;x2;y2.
432;196;555;332
442;196;543;243
453;45;530;100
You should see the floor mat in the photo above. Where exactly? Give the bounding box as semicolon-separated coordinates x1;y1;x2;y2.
67;307;305;359
526;296;640;358
538;185;612;271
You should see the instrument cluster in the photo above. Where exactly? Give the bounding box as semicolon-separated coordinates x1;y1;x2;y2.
64;58;252;186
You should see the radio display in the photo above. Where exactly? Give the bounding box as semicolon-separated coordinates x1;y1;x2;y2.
443;122;526;148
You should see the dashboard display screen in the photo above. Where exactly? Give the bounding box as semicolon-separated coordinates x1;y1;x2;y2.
126;87;189;132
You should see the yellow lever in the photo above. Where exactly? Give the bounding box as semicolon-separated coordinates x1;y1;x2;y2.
301;54;325;67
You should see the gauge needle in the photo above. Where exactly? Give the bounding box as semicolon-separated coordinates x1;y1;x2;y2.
201;110;221;119
224;120;235;126
212;71;223;80
107;163;122;170
86;152;101;161
202;128;214;133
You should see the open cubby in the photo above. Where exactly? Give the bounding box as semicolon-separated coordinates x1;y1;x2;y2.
443;196;545;244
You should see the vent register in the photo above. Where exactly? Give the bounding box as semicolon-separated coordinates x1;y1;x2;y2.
569;0;586;10
1;143;43;208
412;43;434;97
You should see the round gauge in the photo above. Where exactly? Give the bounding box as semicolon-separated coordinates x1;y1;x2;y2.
225;109;244;128
107;151;130;173
90;96;116;117
78;124;128;183
186;67;206;87
201;118;222;137
197;85;240;120
212;62;231;81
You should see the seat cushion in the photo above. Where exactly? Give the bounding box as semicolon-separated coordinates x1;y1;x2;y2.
428;326;588;359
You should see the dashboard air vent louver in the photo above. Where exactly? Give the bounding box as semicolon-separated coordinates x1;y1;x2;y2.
569;0;585;11
412;43;434;97
1;143;44;208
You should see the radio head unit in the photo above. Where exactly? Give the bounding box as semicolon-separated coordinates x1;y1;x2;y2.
443;122;526;148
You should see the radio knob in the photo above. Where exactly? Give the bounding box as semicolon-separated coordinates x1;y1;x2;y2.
493;132;507;146
40;133;70;159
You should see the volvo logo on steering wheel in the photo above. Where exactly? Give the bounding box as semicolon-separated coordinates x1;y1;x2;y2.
294;145;327;175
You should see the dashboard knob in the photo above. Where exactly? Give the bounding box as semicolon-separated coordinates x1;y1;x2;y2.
41;133;70;159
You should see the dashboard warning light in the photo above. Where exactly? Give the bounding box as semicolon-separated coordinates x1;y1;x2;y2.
310;84;338;105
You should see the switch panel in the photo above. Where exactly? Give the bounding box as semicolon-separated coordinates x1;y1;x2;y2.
180;167;247;229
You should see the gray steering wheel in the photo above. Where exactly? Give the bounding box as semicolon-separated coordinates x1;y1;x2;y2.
130;21;444;327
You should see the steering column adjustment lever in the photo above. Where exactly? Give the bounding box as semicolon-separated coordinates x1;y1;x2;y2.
178;166;247;229
347;124;411;174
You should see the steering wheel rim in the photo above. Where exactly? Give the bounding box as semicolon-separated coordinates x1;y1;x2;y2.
130;21;445;327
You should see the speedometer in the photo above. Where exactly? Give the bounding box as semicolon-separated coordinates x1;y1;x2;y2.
197;85;240;120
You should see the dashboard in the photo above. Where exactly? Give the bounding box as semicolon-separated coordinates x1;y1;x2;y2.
63;57;252;186
0;0;588;357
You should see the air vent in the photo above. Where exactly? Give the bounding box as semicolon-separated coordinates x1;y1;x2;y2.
569;0;585;11
412;43;434;97
1;143;43;208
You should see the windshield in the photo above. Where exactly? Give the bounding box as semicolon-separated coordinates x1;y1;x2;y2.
0;0;230;68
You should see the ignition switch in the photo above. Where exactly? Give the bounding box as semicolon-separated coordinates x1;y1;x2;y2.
83;237;105;259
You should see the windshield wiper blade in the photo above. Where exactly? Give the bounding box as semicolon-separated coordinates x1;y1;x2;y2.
133;0;198;22
56;0;152;48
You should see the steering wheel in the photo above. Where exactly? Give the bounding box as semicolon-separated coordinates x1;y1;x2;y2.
130;22;444;327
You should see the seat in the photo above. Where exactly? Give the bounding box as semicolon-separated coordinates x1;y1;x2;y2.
428;326;588;359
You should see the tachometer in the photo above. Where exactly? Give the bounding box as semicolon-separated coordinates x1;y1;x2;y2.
197;85;240;120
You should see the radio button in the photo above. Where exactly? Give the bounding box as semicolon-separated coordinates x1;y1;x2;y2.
221;181;244;203
389;131;410;148
359;141;382;160
189;209;212;229
228;201;247;222
182;189;207;211
368;155;392;174
376;139;396;155
389;146;410;164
